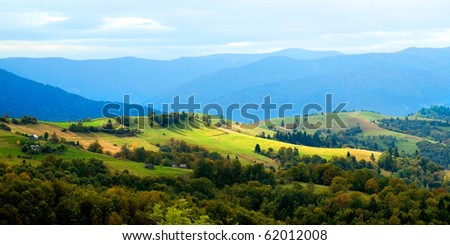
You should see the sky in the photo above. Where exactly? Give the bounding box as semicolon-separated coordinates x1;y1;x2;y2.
1;0;450;60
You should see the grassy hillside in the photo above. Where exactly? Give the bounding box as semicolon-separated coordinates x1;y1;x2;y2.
259;111;426;154
0;129;191;177
4;116;381;169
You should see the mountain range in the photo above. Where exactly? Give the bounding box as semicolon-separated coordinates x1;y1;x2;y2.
0;49;342;103
0;69;109;121
0;47;449;121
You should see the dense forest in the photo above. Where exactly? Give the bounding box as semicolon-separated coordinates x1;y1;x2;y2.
378;117;450;144
1;140;449;225
417;141;450;168
418;105;450;121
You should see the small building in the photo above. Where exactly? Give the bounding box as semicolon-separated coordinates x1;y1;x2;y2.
30;134;39;140
179;164;187;169
285;123;295;129
30;145;40;151
171;164;178;168
145;163;155;170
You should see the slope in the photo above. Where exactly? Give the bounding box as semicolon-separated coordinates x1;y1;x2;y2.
0;69;108;121
159;47;450;116
4;117;380;168
0;129;191;177
0;49;341;103
260;111;426;154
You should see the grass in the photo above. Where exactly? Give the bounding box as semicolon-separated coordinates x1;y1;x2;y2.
137;124;379;165
0;129;191;177
260;111;425;154
4;115;382;173
46;118;110;128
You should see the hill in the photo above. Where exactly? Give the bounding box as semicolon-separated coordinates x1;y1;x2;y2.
0;69;111;121
0;49;341;103
0;129;190;177
1;116;380;169
158;47;450;117
258;111;428;154
417;105;450;121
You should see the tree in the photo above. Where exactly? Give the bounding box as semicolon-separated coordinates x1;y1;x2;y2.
378;151;395;171
43;132;49;140
370;153;375;162
87;140;103;154
329;176;352;193
104;119;113;130
254;144;261;153
133;147;147;162
50;132;59;143
364;178;379;194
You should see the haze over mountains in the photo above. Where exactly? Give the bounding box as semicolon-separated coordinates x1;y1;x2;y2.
0;69;109;121
0;47;449;121
0;49;342;103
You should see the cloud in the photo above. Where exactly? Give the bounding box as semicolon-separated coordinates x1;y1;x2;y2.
100;17;169;31
38;13;68;23
1;12;69;27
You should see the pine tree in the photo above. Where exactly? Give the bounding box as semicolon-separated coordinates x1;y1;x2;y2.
254;144;261;153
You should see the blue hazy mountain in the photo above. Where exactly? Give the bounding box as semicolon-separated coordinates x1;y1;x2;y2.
157;47;450;118
2;47;449;120
0;69;110;121
0;49;342;103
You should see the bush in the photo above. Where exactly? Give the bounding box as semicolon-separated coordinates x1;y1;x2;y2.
87;140;103;154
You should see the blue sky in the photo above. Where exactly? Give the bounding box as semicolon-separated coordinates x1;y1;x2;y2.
1;0;450;59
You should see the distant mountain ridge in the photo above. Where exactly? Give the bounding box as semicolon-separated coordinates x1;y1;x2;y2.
1;47;449;121
0;69;109;121
157;47;450;118
0;48;342;103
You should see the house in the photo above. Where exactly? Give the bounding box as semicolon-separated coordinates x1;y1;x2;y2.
171;164;178;168
145;163;155;170
179;164;187;169
30;134;39;140
30;145;40;151
285;123;295;129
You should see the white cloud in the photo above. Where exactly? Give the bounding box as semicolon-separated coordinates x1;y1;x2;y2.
39;13;68;23
100;17;169;31
2;12;69;27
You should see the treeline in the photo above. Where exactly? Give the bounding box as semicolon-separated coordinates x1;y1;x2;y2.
0;114;38;125
67;119;139;135
114;139;211;169
262;126;398;152
1;114;39;132
418;105;450;121
417;141;450;168
1;153;449;225
379;117;450;144
255;144;445;190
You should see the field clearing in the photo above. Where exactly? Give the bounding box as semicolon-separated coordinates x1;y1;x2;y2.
4;116;381;171
47;118;110;128
8;122;159;154
259;111;424;154
140;125;379;164
0;129;190;177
